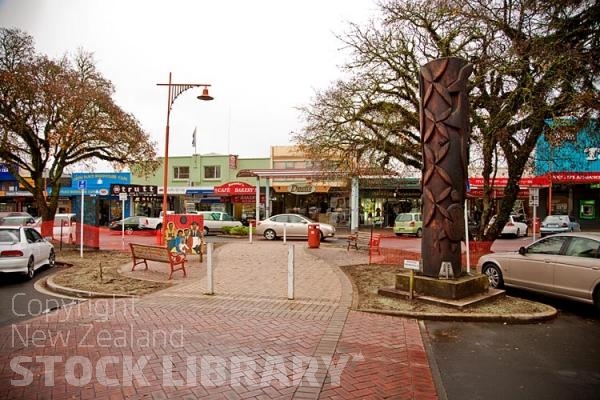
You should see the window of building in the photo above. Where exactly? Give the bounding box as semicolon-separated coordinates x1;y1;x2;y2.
173;166;189;180
204;165;221;180
272;161;313;169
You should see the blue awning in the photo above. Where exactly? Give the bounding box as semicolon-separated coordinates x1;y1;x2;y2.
186;188;214;195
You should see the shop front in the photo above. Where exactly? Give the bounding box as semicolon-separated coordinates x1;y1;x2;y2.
359;177;421;227
214;181;265;220
271;182;338;224
544;172;600;230
533;119;600;229
61;172;133;226
235;169;350;225
184;187;219;213
109;183;159;221
466;176;550;230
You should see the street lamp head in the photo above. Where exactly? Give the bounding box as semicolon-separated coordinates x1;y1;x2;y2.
197;86;214;101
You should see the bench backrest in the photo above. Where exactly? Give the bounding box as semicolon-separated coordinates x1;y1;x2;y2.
130;243;171;263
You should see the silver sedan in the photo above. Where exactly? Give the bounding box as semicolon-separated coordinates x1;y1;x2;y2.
478;232;600;309
255;214;336;241
540;215;581;237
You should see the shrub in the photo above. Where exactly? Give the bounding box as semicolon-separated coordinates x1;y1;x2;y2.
229;225;250;236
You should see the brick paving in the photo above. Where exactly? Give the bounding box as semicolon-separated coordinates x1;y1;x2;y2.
0;240;439;399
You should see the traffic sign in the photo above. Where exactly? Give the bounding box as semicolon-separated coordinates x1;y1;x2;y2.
78;180;87;189
119;193;128;201
529;187;539;206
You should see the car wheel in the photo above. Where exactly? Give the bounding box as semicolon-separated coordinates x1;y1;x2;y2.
593;287;600;311
48;249;56;268
416;228;423;238
515;228;521;238
26;257;35;280
319;230;325;242
395;233;402;237
483;263;504;288
524;227;529;237
126;227;134;235
156;223;162;231
263;229;277;240
204;227;209;236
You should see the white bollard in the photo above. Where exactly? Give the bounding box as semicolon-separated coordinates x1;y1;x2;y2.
206;243;214;295
288;244;294;300
283;223;287;244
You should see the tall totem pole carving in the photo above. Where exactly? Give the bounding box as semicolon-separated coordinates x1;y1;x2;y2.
419;57;473;278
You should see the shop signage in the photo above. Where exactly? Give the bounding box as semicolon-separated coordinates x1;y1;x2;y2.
110;184;158;197
229;195;266;203
289;184;315;195
158;187;188;195
214;181;256;195
550;172;600;183
0;163;16;180
467;188;529;198
469;176;551;188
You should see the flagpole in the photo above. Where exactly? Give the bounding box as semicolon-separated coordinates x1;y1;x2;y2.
192;126;197;155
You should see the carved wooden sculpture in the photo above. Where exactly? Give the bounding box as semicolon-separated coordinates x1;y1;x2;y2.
419;57;473;278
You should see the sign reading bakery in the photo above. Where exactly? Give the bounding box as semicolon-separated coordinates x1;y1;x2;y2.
214;181;256;195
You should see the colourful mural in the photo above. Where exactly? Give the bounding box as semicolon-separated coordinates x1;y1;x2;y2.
164;214;204;255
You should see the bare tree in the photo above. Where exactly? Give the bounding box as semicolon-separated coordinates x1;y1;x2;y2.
295;0;600;240
0;29;159;228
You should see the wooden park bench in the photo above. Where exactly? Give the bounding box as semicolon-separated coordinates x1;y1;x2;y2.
347;231;381;254
129;243;187;280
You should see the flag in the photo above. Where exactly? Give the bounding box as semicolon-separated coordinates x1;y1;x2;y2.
192;127;197;147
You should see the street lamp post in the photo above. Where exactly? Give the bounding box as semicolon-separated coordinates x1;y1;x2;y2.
157;72;213;244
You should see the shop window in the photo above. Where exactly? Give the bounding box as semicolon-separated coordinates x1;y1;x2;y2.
204;165;221;180
174;166;189;180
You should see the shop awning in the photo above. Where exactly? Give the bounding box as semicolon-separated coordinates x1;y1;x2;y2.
237;169;340;179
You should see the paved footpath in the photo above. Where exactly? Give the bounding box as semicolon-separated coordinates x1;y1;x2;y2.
0;241;438;399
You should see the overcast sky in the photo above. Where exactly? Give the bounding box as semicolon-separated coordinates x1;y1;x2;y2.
0;0;379;161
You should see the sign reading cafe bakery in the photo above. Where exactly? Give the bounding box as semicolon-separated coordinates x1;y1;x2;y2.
214;181;256;195
110;184;158;201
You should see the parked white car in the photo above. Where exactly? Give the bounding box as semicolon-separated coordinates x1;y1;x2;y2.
53;213;77;243
193;211;242;235
0;226;55;279
489;214;528;237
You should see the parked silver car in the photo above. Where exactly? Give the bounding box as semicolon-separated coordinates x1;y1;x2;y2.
255;214;336;241
0;211;37;227
0;226;55;279
478;232;600;309
539;215;581;237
